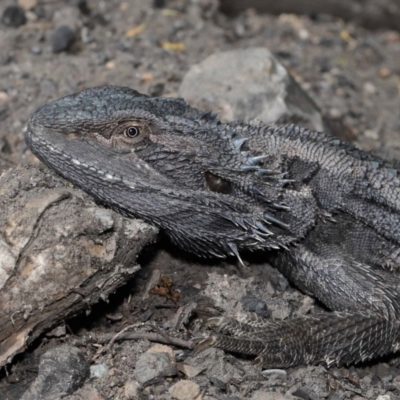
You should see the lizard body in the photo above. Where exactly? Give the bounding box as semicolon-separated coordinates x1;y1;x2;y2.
26;85;400;367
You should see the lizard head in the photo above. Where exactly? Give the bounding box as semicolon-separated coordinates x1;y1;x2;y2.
26;85;292;259
28;86;285;199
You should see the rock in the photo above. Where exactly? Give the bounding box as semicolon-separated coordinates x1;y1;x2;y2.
251;391;295;400
179;48;323;131
292;387;319;400
261;369;288;381
153;0;166;8
135;350;177;385
51;25;75;53
1;5;26;27
176;363;203;378
124;380;141;399
90;363;109;379
169;380;201;400
147;343;175;359
241;294;270;318
17;0;37;10
20;345;90;400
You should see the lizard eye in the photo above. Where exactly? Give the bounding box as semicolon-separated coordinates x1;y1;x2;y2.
124;126;140;138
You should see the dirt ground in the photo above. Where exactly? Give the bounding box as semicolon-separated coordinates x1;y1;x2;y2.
1;0;400;399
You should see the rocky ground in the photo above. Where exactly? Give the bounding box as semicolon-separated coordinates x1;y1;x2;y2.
0;0;400;399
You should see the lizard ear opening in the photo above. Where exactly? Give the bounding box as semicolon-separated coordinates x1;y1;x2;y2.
205;171;233;194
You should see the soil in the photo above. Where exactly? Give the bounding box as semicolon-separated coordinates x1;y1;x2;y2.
0;0;400;399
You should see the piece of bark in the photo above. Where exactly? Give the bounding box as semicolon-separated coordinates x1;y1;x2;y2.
0;165;158;367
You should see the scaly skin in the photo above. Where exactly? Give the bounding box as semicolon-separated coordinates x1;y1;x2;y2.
26;85;400;368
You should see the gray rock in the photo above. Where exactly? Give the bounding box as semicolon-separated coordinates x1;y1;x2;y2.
261;369;288;381
241;294;270;319
250;391;296;400
90;363;109;379
1;6;26;28
20;345;90;400
52;26;75;53
179;48;323;131
135;351;177;385
169;380;201;400
291;387;319;400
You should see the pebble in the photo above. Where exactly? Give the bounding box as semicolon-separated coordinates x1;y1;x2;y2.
52;25;75;53
135;349;177;384
241;294;270;318
364;129;379;140
31;46;43;55
153;0;166;8
17;0;37;10
379;68;391;78
292;386;319;400
90;363;109;379
251;391;295;400
1;5;27;27
169;380;201;400
261;369;288;381
147;343;175;359
124;380;141;399
364;82;377;95
0;92;9;103
177;362;203;378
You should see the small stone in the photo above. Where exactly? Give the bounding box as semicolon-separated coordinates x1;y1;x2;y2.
90;363;109;379
261;369;287;381
31;46;43;55
141;72;154;83
176;362;203;378
52;25;75;53
292;387;319;400
241;294;270;318
147;344;175;360
17;0;37;10
379;68;391;78
329;108;342;118
251;391;294;400
169;380;201;400
2;5;27;27
364;129;379;140
51;25;75;53
105;60;116;69
45;324;66;338
376;363;390;380
0;92;9;103
153;0;166;8
135;351;177;384
296;296;315;316
376;396;391;400
364;82;377;95
124;380;140;399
